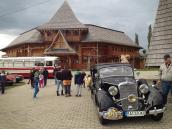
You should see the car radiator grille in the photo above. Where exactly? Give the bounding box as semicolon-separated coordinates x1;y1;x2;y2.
119;82;138;111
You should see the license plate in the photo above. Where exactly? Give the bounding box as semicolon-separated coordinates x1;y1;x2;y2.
125;111;146;117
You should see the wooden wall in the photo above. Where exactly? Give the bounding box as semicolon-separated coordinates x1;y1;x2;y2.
3;39;142;69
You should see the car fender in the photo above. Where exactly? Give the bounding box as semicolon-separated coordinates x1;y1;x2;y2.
96;90;114;111
147;86;163;108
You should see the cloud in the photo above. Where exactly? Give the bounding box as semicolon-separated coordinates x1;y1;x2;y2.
0;0;159;49
0;34;17;48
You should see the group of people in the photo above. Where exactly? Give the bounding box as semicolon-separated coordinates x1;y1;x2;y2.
28;67;49;98
54;66;72;97
54;66;89;97
28;65;93;98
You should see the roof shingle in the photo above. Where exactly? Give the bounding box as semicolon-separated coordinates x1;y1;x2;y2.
2;29;43;50
82;24;140;48
38;1;87;30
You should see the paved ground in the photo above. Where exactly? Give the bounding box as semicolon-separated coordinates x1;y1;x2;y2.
0;79;172;129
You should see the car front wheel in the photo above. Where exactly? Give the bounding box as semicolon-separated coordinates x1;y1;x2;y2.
151;113;163;121
99;115;108;125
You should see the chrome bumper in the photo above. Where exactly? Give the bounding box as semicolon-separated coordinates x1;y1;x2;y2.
149;107;166;115
99;107;123;120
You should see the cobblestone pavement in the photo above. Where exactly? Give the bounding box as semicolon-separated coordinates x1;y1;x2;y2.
0;80;171;129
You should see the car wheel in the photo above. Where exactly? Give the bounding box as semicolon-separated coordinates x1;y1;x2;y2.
99;115;108;125
151;113;163;121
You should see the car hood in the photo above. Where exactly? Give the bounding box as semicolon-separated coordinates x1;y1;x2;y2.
101;77;136;86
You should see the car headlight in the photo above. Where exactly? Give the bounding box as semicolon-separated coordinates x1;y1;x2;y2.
108;86;118;96
128;94;137;103
139;84;149;94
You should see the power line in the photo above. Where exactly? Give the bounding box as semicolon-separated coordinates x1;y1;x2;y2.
0;0;57;18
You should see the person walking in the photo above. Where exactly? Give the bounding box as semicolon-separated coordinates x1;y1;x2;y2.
0;72;6;94
28;68;35;88
75;70;83;97
43;68;49;87
53;65;60;86
55;67;64;96
81;71;86;88
33;69;40;98
61;67;72;97
160;54;172;105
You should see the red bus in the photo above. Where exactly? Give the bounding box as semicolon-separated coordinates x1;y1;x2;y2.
0;56;60;78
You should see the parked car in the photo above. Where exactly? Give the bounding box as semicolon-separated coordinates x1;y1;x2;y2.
6;74;15;86
90;63;165;125
12;74;24;83
5;74;24;86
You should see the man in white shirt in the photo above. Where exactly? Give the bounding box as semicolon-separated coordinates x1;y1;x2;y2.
160;54;172;105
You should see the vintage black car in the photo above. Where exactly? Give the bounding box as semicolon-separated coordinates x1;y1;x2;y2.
90;63;166;125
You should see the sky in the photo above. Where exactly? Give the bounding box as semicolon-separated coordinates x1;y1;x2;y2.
0;0;159;52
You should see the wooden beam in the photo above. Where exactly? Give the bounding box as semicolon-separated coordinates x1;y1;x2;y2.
82;47;97;49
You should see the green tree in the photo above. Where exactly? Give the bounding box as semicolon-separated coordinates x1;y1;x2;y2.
135;33;139;45
147;25;152;49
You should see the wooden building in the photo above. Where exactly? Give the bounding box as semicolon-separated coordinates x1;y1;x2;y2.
146;0;172;67
2;1;143;69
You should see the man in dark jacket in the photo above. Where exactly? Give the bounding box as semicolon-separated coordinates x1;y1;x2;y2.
28;68;35;88
0;72;6;94
55;67;64;96
43;68;49;87
61;67;73;97
75;70;83;97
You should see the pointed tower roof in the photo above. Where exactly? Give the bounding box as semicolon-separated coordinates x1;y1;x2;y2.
38;1;87;30
146;0;172;66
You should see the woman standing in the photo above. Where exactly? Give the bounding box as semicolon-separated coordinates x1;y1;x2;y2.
61;67;73;97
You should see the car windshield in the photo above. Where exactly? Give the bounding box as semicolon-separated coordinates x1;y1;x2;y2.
99;66;133;78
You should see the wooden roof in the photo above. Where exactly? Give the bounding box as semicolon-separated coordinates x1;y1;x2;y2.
2;1;140;51
2;29;43;50
38;1;87;30
82;24;140;48
146;0;172;66
44;30;77;55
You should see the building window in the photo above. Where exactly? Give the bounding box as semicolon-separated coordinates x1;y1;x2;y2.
72;58;79;64
114;47;118;51
83;56;88;63
47;31;51;36
73;30;79;35
66;30;71;35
